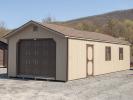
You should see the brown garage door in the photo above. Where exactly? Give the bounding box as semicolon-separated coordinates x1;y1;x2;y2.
18;39;56;78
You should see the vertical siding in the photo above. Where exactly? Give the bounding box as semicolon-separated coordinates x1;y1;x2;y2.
68;38;130;80
68;39;87;80
8;25;67;81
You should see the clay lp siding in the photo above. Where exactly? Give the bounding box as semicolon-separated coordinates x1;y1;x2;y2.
68;38;130;80
8;25;67;81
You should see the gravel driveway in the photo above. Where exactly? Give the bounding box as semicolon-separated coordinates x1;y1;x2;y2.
0;68;133;100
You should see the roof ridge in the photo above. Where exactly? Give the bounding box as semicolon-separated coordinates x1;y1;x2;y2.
39;22;129;45
41;22;120;39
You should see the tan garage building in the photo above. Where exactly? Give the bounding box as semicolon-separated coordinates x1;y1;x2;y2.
4;20;130;81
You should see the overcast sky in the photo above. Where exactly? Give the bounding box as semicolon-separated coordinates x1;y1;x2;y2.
0;0;133;29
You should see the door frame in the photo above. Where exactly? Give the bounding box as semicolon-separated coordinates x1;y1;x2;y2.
16;38;56;79
86;44;94;77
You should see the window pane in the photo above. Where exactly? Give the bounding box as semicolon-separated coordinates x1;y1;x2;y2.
119;48;123;60
105;47;111;61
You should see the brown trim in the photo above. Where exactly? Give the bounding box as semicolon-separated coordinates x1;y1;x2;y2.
4;21;65;39
55;39;57;80
105;46;111;61
16;40;20;76
16;38;56;80
68;37;130;46
7;40;9;76
86;45;88;77
66;38;69;82
119;47;124;60
86;44;94;77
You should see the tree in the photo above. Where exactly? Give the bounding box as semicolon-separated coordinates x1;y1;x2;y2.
124;19;133;28
76;22;97;32
0;21;8;36
42;16;56;24
103;19;118;36
123;20;133;43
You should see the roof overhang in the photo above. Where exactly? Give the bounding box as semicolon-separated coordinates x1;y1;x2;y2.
3;20;65;39
65;36;131;46
3;20;131;46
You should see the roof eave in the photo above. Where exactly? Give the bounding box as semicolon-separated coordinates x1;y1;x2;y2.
3;20;66;39
66;36;130;45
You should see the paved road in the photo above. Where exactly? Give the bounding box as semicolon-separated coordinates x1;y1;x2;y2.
0;68;133;100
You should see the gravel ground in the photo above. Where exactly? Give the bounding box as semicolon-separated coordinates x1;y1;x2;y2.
0;68;133;100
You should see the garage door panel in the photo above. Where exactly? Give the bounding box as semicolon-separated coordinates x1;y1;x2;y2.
18;39;56;78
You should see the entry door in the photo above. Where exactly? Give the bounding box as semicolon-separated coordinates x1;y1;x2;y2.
18;39;56;78
87;45;94;76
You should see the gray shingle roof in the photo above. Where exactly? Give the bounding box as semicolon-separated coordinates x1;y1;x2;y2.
4;20;130;45
42;23;130;45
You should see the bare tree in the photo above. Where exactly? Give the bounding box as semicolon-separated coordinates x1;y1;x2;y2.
42;16;56;24
0;21;6;28
0;21;8;36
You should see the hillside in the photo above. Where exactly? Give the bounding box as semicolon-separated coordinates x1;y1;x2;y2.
62;9;133;27
55;9;132;45
56;9;133;55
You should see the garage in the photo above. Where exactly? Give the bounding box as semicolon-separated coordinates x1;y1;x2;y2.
5;20;130;81
17;39;56;78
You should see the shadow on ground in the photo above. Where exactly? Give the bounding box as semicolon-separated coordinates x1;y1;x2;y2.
0;68;8;79
0;73;8;78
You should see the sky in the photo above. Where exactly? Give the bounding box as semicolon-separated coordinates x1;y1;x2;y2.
0;0;133;29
